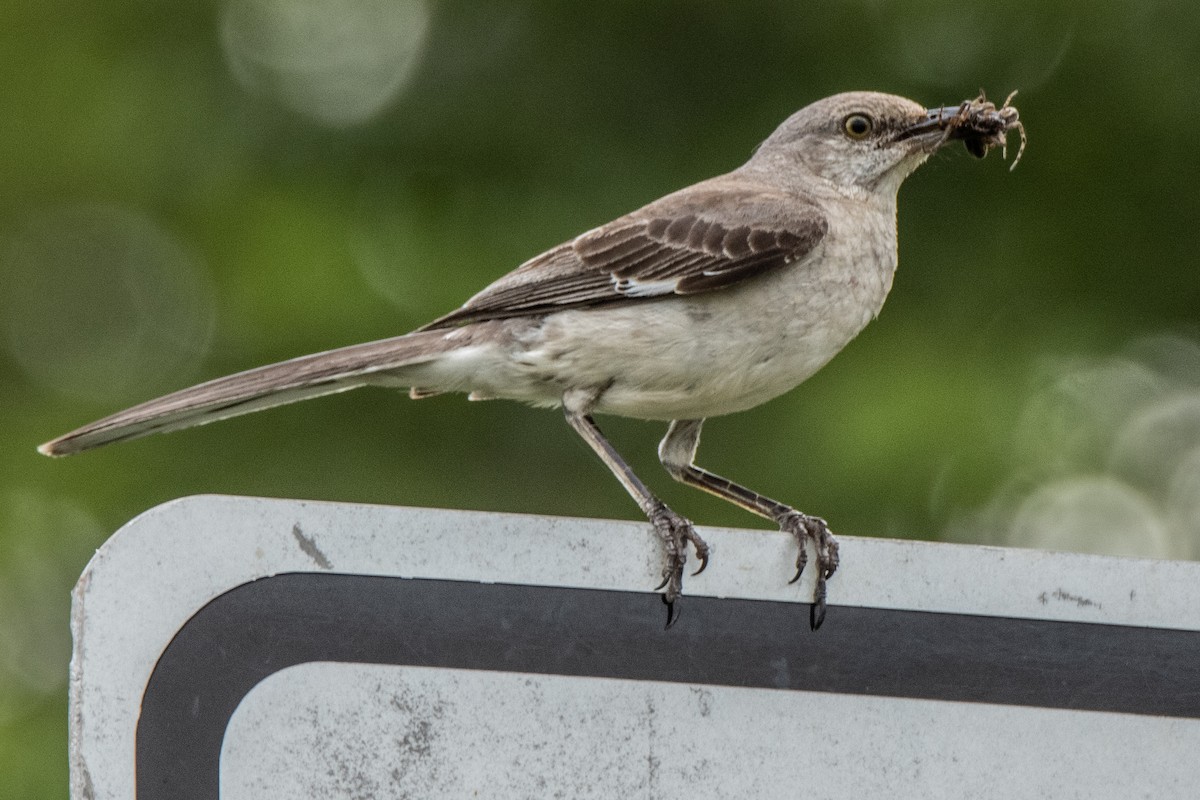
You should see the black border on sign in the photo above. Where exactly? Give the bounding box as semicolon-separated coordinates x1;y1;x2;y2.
137;573;1200;799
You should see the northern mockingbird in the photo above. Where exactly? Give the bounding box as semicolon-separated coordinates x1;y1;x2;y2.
40;91;1021;629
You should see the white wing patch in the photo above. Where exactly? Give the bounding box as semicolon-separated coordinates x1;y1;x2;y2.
612;275;679;297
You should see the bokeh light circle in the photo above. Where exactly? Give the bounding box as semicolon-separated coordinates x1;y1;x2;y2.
0;204;215;404
221;0;431;127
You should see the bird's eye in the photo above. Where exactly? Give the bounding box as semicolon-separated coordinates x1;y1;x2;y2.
843;113;873;139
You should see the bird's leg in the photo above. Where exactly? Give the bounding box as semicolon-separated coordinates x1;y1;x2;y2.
562;395;708;628
658;419;839;630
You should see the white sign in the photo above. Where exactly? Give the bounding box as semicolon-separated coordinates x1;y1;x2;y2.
71;496;1200;799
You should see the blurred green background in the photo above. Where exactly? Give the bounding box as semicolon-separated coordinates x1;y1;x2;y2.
3;1;1200;795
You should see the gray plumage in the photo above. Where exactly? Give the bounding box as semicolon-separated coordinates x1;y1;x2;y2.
40;91;1019;628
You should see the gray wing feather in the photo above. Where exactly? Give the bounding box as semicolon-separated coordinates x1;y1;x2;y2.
422;184;827;329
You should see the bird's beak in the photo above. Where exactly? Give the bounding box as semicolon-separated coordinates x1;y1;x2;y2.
896;98;1021;162
894;105;970;149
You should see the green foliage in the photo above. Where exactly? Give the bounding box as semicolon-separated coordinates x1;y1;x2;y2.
2;2;1199;795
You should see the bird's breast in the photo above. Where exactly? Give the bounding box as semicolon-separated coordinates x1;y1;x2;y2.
437;201;901;421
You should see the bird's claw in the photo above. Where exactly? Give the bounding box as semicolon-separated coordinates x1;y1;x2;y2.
649;504;708;629
810;573;828;630
663;594;680;628
788;542;809;584
777;511;840;630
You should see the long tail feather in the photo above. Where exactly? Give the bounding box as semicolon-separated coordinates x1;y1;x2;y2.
38;329;454;456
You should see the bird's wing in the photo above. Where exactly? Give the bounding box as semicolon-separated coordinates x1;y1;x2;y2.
421;183;828;329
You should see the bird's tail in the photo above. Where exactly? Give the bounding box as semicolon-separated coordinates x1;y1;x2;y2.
38;329;457;457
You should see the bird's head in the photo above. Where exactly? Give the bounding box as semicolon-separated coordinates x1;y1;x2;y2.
749;91;1002;195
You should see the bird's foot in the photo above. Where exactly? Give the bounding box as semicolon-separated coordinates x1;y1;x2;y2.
777;511;840;630
649;503;709;629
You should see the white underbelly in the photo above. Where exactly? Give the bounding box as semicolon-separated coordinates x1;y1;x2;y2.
390;214;898;421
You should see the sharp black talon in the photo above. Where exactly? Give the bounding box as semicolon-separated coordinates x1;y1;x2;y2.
790;549;808;584
663;595;680;629
691;553;709;577
653;574;670;592
810;578;828;631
